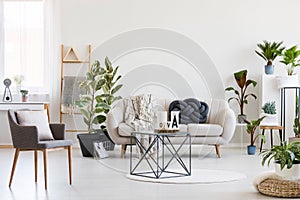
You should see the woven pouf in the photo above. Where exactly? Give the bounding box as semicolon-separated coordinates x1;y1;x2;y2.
257;178;300;198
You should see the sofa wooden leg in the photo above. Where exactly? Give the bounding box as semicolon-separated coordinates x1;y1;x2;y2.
215;144;221;158
121;144;127;158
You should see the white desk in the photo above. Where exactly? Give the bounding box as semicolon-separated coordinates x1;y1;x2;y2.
0;102;50;120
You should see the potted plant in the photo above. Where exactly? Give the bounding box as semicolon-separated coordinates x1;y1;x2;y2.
277;45;300;88
260;101;278;125
245;116;265;155
75;57;123;157
225;69;257;123
255;40;285;75
261;141;300;180
20;89;29;102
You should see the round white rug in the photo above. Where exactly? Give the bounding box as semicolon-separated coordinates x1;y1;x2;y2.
126;169;247;184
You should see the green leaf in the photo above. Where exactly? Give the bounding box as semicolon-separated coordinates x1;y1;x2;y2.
96;102;110;110
111;84;123;94
105;57;113;72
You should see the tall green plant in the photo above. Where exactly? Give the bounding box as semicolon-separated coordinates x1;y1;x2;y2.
255;41;285;66
280;45;300;75
225;69;257;115
75;57;123;133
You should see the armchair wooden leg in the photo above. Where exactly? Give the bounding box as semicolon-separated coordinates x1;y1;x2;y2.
9;148;20;187
34;150;38;182
43;149;48;190
215;144;221;158
121;144;127;158
67;146;72;185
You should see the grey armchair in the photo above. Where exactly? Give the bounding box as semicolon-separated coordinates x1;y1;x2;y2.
7;109;73;190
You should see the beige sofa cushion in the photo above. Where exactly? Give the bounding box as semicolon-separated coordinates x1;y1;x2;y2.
187;124;223;136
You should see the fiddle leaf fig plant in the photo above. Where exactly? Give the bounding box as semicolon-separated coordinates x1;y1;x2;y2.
75;57;123;133
225;69;257;116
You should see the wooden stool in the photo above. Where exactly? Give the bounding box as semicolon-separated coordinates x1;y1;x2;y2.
260;125;283;152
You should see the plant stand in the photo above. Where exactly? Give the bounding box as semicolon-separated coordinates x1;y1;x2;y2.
259;125;283;152
280;87;300;141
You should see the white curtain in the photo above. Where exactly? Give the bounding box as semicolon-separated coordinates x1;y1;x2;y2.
0;0;4;78
4;0;44;90
44;0;61;122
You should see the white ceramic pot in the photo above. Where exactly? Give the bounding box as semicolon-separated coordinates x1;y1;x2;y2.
276;75;299;88
275;163;300;180
260;113;278;126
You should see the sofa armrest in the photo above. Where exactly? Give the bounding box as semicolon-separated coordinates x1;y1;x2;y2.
220;108;236;143
106;106;124;144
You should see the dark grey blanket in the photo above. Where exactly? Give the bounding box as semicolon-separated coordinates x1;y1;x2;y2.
169;98;209;124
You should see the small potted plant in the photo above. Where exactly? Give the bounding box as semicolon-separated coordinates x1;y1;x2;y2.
225;69;257;123
245;116;265;155
255;41;285;74
277;45;300;88
75;57;123;157
20;89;28;102
261;141;300;180
260;101;278;125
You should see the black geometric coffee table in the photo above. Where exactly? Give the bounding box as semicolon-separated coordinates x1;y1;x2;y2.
130;131;191;179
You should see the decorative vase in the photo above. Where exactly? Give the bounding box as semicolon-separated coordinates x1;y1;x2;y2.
276;75;299;88
265;65;274;75
238;114;247;123
247;145;256;155
275;162;300;180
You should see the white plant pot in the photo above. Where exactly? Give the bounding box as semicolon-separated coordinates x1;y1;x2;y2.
260;113;278;126
276;75;299;88
275;163;300;180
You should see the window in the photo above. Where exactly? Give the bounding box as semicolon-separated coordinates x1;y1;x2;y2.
3;0;44;92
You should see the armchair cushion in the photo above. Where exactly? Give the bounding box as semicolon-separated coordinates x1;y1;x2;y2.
16;110;54;141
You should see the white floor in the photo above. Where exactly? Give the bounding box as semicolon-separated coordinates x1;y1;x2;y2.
0;145;282;200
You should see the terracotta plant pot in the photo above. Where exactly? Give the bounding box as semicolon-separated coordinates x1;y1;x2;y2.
21;95;28;102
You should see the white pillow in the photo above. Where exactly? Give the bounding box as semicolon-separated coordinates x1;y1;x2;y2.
16;110;54;141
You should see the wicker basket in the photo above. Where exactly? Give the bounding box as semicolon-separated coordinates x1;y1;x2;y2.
257;178;300;198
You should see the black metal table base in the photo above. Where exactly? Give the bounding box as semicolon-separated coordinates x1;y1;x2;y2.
130;132;191;179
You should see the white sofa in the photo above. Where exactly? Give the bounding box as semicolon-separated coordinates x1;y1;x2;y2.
106;98;236;158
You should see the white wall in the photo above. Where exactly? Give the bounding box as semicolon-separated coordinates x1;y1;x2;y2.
55;0;300;145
